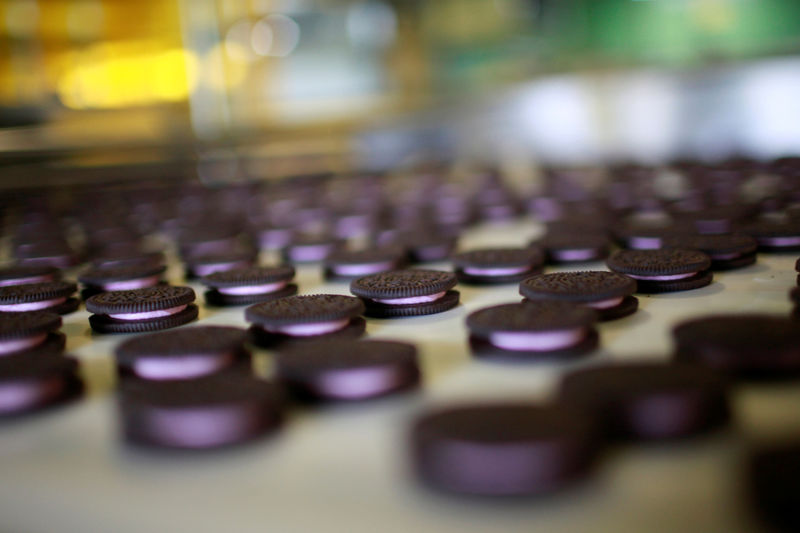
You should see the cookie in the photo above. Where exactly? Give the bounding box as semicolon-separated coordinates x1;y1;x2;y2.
560;362;730;440
323;248;406;281
115;326;250;381
0;311;64;356
520;271;638;321
613;222;689;250
410;403;598;495
350;269;459;318
245;294;366;347
662;233;757;271
534;232;611;264
90;251;165;270
119;375;283;449
606;249;713;293
466;301;598;360
0;265;60;287
743;220;800;252
201;266;297;306
184;251;256;279
86;285;198;334
748;439;800;532
275;339;419;401
282;235;340;264
673;314;800;377
452;247;544;285
0;351;83;416
0;281;79;315
79;263;167;299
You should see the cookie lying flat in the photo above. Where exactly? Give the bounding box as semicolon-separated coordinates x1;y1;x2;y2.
0;311;65;356
323;248;406;281
282;236;340;264
119;375;283;449
246;294;365;347
275;340;419;401
560;362;730;440
0;265;60;287
202;266;297;306
0;281;79;315
466;301;598;361
350;269;459;318
662;233;757;271
520;271;638;321
0;352;83;417
79;263;167;299
115;326;250;381
452;247;543;285
673;314;800;377
410;403;598;496
606;249;712;293
743;220;800;252
86;286;198;334
184;251;256;279
534;232;610;264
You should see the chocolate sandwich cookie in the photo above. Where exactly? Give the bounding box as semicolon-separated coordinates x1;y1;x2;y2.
184;251;255;279
350;269;459;318
276;339;419;401
560;362;730;440
662;233;757;271
0;311;65;356
0;351;83;417
282;235;340;264
534;233;611;264
0;265;60;287
246;294;366;347
79;263;167;299
410;403;598;496
404;234;458;264
520;271;638;321
673;314;800;377
452;247;544;285
743;220;800;252
115;326;251;381
466;302;598;361
0;281;79;315
15;240;77;269
202;265;297;306
606;249;712;293
613;222;686;250
323;248;406;281
119;375;283;449
86;285;198;334
90;251;165;270
747;439;800;532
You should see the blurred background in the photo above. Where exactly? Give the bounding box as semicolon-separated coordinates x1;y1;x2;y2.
2;0;800;186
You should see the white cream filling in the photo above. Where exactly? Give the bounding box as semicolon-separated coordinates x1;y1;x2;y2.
586;297;624;309
109;304;187;321
489;328;586;351
332;262;395;276
461;266;529;276
551;249;597;261
0;377;65;413
0;275;53;287
0;297;66;312
372;291;446;305
0;333;48;355
194;262;245;277
626;272;697;281
266;319;349;336
758;236;800;247
709;252;742;260
133;353;234;380
628;236;662;249
101;275;161;291
217;281;288;295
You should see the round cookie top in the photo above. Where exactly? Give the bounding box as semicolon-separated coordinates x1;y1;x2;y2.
0;311;62;340
743;219;800;238
120;374;281;409
276;339;417;375
0;265;60;284
245;294;364;327
466;301;596;335
0;281;77;304
0;351;78;382
350;269;457;299
201;265;295;288
452;247;544;269
606;249;711;276
661;233;757;255
78;263;166;285
115;326;248;364
520;271;636;302
86;285;196;314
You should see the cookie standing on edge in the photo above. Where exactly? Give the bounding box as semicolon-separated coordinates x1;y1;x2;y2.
201;266;297;306
0;311;65;356
606;249;712;293
118;375;283;449
452;247;544;285
275;340;420;401
350;269;460;318
466;301;599;360
560;362;730;440
245;294;366;347
0;281;79;315
78;263;167;299
86;286;199;334
520;271;638;321
410;403;598;496
0;351;83;416
115;326;251;381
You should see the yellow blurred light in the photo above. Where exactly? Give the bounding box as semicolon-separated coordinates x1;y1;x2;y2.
57;41;197;109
